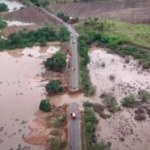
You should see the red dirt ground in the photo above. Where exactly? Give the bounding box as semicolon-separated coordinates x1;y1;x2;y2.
2;7;60;25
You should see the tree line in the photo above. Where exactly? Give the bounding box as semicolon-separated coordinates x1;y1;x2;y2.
0;26;69;51
77;19;150;69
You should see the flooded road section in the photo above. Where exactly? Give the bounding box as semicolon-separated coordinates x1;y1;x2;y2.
0;46;60;150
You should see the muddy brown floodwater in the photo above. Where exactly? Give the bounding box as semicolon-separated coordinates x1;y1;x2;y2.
0;45;60;150
89;48;150;150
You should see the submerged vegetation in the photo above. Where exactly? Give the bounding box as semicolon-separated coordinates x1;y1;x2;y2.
121;94;135;107
46;80;64;95
44;52;67;71
0;26;69;51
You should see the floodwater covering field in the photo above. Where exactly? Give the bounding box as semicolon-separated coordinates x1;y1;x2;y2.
88;48;150;150
0;46;60;150
0;0;24;12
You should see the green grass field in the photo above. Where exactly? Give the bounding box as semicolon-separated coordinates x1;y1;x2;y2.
102;20;150;48
77;19;150;48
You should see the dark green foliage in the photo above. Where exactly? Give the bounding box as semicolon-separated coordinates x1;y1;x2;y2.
0;26;69;51
50;139;60;150
46;80;64;94
50;139;67;150
138;90;150;102
44;52;67;71
57;11;69;23
38;37;47;46
0;18;7;29
101;92;120;113
121;94;135;107
78;21;150;69
39;98;51;112
54;113;67;127
59;27;70;41
84;108;110;150
0;3;9;12
60;140;67;149
30;0;40;6
78;38;96;96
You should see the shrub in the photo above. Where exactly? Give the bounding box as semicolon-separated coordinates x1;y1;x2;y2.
0;18;7;29
50;139;60;150
101;92;119;113
44;52;67;71
125;57;130;63
142;61;150;69
46;80;64;95
60;140;67;149
54;113;67;127
101;62;105;67
121;94;135;107
92;141;110;150
50;130;61;136
109;74;115;81
39;98;51;112
138;90;150;102
54;118;63;127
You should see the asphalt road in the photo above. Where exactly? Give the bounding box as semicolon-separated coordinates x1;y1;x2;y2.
70;103;82;150
41;9;80;92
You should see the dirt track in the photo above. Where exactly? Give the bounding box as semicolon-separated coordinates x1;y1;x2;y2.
51;0;150;23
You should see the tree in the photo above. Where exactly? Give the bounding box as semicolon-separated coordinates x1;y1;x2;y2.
39;98;51;112
0;3;9;12
0;18;7;29
8;33;22;45
46;80;64;94
44;52;67;71
57;11;64;18
59;27;69;42
38;37;47;46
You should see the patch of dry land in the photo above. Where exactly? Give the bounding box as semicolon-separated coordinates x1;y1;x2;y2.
88;48;150;150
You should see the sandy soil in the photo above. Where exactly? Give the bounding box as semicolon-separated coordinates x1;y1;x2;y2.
88;48;150;150
0;45;60;150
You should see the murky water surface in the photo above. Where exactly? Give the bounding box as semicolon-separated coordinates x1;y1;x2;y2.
89;48;150;150
0;46;59;150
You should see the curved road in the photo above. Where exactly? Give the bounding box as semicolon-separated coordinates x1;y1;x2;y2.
41;9;79;92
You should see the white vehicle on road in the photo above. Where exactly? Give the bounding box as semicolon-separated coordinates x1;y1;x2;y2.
70;113;76;119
